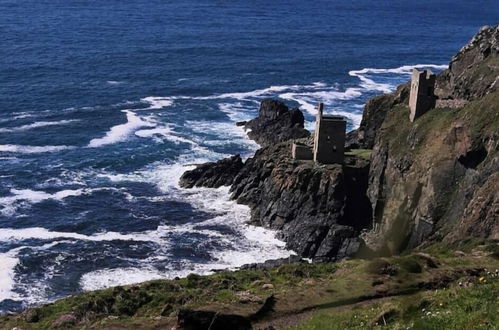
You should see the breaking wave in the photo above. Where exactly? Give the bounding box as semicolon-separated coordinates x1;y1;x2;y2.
0;120;80;133
0;145;73;154
88;110;155;147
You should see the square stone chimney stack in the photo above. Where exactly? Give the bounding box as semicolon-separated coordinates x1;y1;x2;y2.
409;69;437;122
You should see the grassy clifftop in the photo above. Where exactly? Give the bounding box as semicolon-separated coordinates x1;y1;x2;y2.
1;240;497;329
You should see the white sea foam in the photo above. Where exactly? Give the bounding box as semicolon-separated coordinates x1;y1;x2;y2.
0;120;79;133
279;88;362;114
80;268;164;291
134;125;198;146
186;120;259;153
349;64;448;93
350;64;448;76
0;144;73;154
218;102;255;122
106;80;124;85
35;170;87;189
134;127;172;138
140;96;174;110
12;112;34;120
0;251;19;302
88;110;155;147
349;71;393;93
137;82;327;108
0;227;159;244
208;83;325;101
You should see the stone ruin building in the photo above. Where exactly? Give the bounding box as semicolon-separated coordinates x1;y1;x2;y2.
292;103;346;164
409;68;437;122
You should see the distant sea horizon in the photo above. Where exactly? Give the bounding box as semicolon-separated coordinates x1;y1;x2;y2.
1;0;498;313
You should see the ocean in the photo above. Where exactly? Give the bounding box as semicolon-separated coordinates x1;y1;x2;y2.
1;0;497;313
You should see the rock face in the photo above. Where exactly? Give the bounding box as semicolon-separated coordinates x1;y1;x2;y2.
436;25;499;100
245;99;310;147
353;83;410;149
230;141;372;261
363;25;499;255
179;155;244;188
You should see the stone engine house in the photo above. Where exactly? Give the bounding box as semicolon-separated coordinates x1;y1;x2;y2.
292;103;346;164
409;69;437;122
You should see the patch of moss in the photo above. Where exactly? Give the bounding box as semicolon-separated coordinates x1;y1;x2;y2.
394;256;423;274
345;148;372;160
365;259;398;276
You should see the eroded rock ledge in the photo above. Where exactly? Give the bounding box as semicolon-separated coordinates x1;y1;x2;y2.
179;155;243;188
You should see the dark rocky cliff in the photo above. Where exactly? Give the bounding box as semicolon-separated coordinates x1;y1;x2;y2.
230;140;371;261
436;25;499;100
179;155;243;188
180;25;498;261
180;100;372;261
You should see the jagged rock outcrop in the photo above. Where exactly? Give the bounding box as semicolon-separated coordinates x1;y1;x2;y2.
245;99;310;146
363;25;499;255
436;25;499;100
179;98;371;261
352;83;410;149
179;155;244;188
230;141;372;261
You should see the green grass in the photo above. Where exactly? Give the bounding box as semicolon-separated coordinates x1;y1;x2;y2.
345;148;373;160
1;244;497;330
0;263;338;330
292;271;499;330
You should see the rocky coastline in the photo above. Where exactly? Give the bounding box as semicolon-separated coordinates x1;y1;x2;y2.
2;24;498;330
180;24;499;262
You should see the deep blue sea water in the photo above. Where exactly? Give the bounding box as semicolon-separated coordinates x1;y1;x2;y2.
1;0;498;313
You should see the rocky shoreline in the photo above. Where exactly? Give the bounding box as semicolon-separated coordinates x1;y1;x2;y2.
180;98;373;262
180;24;499;262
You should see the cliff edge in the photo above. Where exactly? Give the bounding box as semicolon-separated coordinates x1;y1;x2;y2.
362;24;499;255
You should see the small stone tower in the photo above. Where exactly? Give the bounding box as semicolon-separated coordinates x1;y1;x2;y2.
313;103;346;164
409;69;437;122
